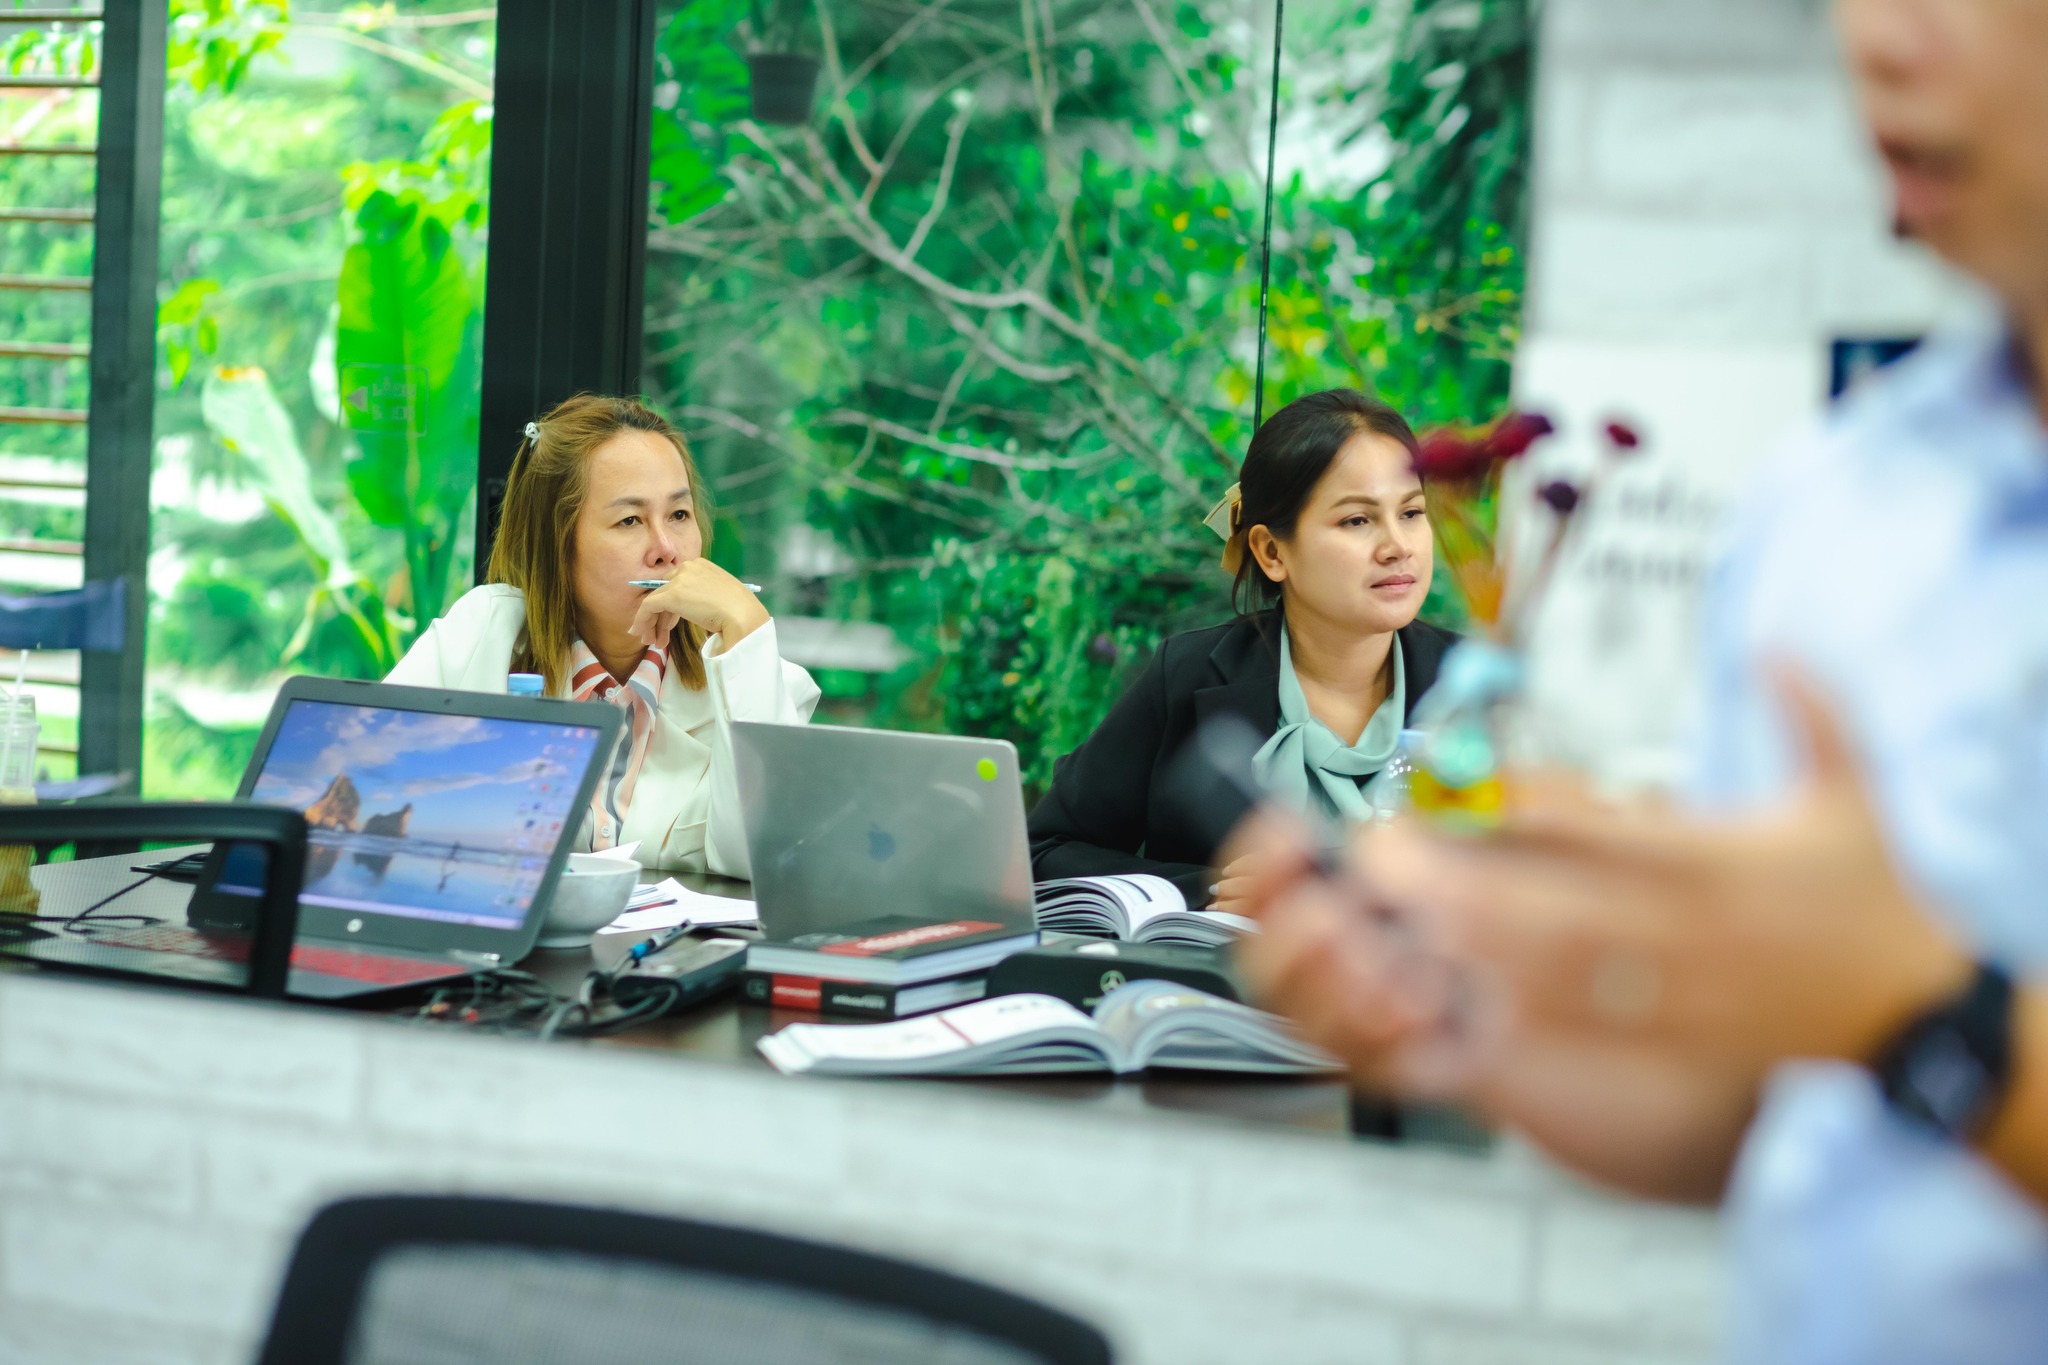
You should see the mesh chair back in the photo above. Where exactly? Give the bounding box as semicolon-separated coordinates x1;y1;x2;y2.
259;1197;1113;1365
1;802;304;997
351;1244;1045;1365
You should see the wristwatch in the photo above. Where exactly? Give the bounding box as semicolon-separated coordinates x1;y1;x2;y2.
1872;960;2015;1140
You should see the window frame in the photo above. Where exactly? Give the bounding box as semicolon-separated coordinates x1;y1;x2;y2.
474;0;658;576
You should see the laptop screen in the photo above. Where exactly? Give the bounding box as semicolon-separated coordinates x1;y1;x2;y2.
218;698;607;931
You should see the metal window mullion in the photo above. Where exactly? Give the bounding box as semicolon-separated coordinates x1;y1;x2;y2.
77;0;166;792
477;0;656;576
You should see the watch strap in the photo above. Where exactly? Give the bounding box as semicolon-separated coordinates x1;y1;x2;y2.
1873;960;2015;1140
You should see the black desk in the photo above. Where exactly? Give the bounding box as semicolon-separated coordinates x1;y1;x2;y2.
14;852;1464;1145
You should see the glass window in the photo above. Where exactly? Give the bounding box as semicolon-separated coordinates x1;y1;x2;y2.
641;0;1524;790
146;1;496;796
0;3;99;783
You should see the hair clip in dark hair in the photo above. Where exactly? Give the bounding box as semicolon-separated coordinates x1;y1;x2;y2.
1203;483;1245;573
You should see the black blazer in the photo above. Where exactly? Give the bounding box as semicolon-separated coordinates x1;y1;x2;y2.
1027;612;1459;902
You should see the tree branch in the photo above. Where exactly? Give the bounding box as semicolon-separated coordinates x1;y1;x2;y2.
903;98;972;263
815;409;1097;471
861;43;1022;209
671;402;998;533
289;23;493;100
740;121;1232;467
812;0;882;176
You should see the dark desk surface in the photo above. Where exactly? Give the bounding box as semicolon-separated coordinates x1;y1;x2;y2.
13;851;1478;1147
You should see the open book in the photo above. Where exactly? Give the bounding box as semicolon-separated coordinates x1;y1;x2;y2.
1034;873;1255;948
757;979;1340;1077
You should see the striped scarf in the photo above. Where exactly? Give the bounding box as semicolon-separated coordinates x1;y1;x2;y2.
566;640;666;851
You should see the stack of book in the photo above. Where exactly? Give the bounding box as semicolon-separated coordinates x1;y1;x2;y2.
1033;873;1255;948
757;979;1342;1077
741;915;1039;1019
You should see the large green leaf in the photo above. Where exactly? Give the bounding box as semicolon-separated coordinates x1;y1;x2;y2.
198;366;405;676
200;365;353;581
333;174;485;626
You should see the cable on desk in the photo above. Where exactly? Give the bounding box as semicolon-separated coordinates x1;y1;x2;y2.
415;963;692;1041
18;864;170;937
414;969;561;1033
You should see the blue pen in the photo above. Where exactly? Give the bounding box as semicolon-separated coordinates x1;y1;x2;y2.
630;578;764;592
625;923;695;967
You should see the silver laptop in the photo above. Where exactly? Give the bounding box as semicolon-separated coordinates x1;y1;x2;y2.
731;722;1035;939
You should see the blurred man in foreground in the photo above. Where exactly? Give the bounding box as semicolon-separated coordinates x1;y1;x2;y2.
1233;674;2048;1203
1236;0;2048;1359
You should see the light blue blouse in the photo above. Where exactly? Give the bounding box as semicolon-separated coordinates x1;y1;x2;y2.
1250;626;1404;823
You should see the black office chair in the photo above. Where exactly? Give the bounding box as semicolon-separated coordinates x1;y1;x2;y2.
255;1195;1114;1365
1;802;305;997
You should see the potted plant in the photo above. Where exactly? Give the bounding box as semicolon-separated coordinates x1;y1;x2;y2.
744;0;820;125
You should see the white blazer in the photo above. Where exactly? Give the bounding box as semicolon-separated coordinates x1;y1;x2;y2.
385;584;821;877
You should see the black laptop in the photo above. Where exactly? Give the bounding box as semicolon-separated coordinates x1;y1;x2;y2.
6;675;621;999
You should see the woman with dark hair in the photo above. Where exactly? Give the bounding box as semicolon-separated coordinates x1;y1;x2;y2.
1028;389;1458;908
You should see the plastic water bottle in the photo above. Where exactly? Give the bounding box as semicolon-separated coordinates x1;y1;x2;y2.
507;673;545;698
1365;728;1425;823
0;692;34;795
0;692;41;914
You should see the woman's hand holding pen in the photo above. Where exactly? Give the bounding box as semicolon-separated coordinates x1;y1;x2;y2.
627;560;769;649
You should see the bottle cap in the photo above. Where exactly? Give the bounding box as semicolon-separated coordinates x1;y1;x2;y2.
507;673;545;697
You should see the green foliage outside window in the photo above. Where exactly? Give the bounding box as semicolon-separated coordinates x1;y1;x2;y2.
643;0;1530;788
1;0;1524;798
0;1;497;795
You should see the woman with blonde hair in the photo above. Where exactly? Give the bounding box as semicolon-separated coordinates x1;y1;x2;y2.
387;393;819;876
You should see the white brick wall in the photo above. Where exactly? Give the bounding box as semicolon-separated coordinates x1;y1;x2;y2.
1514;0;1972;783
0;971;1722;1364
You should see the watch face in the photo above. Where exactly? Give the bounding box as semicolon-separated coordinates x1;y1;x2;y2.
1878;962;2014;1140
1900;1030;1993;1133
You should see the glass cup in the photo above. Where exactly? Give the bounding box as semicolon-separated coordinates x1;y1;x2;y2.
0;693;41;915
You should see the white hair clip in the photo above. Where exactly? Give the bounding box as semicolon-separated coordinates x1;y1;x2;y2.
1202;483;1241;542
1203;483;1245;575
524;421;540;442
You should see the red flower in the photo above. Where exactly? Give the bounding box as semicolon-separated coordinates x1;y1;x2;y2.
1603;419;1642;450
1413;430;1492;480
1484;411;1556;460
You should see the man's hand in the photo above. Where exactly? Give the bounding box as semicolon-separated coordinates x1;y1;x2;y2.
1227;811;1507;1099
1366;669;1971;1077
1220;671;1978;1202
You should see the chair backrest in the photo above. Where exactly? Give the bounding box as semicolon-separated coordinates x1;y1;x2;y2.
5;801;305;997
256;1196;1114;1365
0;578;125;651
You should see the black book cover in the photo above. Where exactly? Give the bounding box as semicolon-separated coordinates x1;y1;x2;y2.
739;969;988;1018
767;915;1025;962
985;940;1243;1012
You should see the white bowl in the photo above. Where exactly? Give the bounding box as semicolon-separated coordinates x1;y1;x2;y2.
536;859;640;949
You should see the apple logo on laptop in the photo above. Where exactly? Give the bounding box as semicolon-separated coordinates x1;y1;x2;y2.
866;824;896;862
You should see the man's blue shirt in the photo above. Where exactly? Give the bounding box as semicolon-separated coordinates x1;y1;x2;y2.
1694;314;2048;1364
